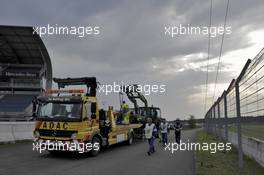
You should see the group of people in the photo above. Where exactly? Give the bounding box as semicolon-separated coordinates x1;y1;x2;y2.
119;101;183;156
144;118;182;156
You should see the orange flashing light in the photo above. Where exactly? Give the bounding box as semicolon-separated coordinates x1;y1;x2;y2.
46;89;85;94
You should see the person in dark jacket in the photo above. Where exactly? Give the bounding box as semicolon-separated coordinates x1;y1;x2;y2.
174;118;183;144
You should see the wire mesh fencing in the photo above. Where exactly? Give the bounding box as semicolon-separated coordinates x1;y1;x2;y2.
204;48;264;168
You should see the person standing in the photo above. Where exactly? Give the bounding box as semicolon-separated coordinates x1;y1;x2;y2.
121;101;130;124
154;117;161;142
121;101;129;111
160;119;168;146
144;118;157;156
174;118;183;144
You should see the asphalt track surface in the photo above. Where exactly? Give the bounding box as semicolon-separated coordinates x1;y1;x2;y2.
0;130;196;175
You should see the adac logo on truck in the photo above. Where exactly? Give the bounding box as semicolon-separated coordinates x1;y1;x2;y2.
42;121;69;130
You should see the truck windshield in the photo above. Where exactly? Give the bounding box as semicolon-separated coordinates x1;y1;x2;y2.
37;102;82;121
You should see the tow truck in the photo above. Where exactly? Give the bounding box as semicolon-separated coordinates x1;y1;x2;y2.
33;77;142;156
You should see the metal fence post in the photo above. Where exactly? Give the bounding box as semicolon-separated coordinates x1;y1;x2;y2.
210;109;213;133
206;114;209;133
206;112;209;133
235;59;251;168
223;91;228;141
211;106;213;134
217;101;221;137
213;105;216;134
235;82;243;168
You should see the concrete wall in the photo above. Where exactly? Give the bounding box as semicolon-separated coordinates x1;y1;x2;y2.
220;130;264;167
0;122;34;143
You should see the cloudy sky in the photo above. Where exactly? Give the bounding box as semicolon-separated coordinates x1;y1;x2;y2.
1;0;264;120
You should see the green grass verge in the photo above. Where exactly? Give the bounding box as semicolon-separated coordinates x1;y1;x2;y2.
229;124;264;140
195;130;264;175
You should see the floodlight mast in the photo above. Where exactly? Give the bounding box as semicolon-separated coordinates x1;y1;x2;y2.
53;77;97;97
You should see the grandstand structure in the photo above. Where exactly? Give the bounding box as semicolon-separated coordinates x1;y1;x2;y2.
0;25;52;121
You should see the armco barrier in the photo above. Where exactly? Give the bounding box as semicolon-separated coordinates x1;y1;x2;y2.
220;130;264;167
0;122;34;143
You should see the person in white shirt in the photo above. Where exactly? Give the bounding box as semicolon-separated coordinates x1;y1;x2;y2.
160;119;168;146
144;118;157;156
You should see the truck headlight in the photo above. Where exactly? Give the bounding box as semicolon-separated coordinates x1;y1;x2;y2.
71;133;78;140
34;130;40;138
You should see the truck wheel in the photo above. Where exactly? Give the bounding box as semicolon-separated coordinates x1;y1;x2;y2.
90;137;101;156
126;132;133;145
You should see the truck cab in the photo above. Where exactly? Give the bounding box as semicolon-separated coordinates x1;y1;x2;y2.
33;77;142;156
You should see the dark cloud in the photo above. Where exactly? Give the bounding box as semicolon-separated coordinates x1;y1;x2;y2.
1;0;264;119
